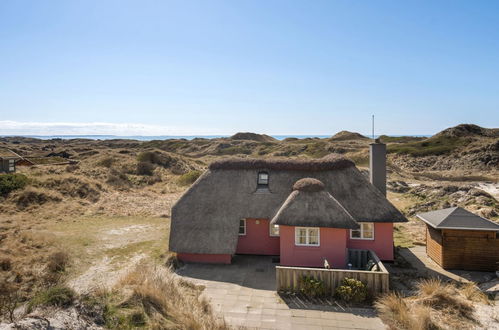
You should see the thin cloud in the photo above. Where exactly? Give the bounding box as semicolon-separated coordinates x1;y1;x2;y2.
0;121;223;136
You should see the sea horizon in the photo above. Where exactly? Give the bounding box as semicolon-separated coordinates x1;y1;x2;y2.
0;134;432;141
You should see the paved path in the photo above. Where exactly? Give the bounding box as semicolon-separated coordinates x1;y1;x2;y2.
399;246;495;283
177;256;385;330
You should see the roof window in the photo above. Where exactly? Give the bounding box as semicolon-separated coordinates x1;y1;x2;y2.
257;171;269;187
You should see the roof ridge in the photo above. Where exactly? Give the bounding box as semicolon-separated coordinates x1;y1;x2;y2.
209;154;354;171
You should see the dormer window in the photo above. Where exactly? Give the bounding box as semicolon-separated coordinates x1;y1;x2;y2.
257;172;269;188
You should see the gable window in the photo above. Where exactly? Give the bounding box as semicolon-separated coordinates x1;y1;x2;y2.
270;223;279;237
257;172;269;187
239;219;246;236
295;227;320;246
350;223;374;240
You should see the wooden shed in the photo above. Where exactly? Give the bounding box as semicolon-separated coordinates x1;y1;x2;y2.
417;207;499;272
0;149;21;173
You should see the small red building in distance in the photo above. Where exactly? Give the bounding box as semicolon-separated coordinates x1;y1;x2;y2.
169;141;407;268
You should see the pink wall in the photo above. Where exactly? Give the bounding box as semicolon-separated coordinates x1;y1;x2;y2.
347;223;394;261
279;225;348;268
236;218;280;255
177;253;232;264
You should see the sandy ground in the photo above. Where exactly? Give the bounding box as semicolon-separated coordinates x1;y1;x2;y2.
476;182;499;200
63;219;169;294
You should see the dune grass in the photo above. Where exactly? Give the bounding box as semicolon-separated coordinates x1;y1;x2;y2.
101;262;229;329
376;278;489;330
387;136;469;156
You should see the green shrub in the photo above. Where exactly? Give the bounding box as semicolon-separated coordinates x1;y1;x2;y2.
335;278;368;303
0;173;28;196
28;286;76;312
177;170;202;186
136;161;155;176
298;276;326;298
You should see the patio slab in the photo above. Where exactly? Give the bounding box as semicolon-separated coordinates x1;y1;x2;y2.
177;255;385;329
397;246;496;283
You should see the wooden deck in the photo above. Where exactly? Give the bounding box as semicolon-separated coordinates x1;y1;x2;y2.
276;249;389;295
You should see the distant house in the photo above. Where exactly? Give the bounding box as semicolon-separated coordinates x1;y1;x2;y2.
0;149;21;173
417;207;499;272
169;140;407;268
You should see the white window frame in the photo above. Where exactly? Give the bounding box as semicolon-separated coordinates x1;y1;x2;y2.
269;223;279;237
294;227;320;246
350;222;375;240
239;219;246;236
257;172;269;186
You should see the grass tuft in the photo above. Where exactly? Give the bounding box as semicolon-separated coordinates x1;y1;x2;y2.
376;278;487;329
177;170;202;186
103;262;228;329
28;286;76;312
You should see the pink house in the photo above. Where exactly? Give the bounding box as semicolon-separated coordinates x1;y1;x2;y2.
170;141;406;268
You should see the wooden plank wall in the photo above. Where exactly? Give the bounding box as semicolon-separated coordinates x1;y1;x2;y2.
276;253;389;295
442;229;499;272
426;226;443;265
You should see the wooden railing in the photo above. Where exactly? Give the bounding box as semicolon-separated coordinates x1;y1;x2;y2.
276;250;389;295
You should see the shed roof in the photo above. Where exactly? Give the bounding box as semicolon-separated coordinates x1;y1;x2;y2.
417;207;499;231
271;178;359;229
0;148;21;159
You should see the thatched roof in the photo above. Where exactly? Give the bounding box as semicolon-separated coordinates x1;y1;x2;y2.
209;154;354;171
271;178;359;229
170;154;406;255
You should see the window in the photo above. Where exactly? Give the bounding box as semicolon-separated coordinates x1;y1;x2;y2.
295;227;320;246
350;223;374;240
8;159;14;172
270;223;279;237
257;172;269;187
239;219;246;236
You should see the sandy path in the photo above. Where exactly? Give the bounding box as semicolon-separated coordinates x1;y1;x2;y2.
66;222;167;294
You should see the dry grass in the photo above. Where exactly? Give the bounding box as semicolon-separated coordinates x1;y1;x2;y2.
376;278;488;330
102;262;228;329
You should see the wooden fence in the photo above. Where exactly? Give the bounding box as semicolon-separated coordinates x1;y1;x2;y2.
276;250;389;295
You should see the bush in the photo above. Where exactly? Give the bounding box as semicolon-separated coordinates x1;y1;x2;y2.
136;161;155;176
137;151;173;168
106;169;131;188
0;282;20;322
335;278;368;303
0;258;12;271
28;286;76;312
47;251;69;273
0;173;28;196
16;188;62;209
298;276;326;298
96;157;114;168
177;170;202;186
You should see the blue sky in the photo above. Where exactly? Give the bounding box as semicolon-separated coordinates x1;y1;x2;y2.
1;1;498;136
